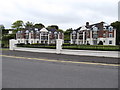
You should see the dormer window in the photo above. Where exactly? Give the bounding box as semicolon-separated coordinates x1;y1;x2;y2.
25;30;29;34
92;26;98;31
72;31;76;34
54;31;58;34
36;30;39;34
78;30;81;33
103;27;106;30
17;31;21;34
49;31;52;34
35;28;38;31
109;26;113;31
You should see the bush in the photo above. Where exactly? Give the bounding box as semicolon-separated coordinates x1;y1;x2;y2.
16;43;25;47
16;43;119;51
49;44;56;46
1;44;4;48
98;41;103;45
63;43;71;46
63;45;119;51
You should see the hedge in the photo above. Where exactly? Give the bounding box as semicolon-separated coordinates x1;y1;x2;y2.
16;43;120;51
63;45;120;51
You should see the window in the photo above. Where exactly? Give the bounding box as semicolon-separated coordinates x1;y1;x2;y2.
93;31;97;34
109;33;112;38
26;40;29;44
93;34;98;38
54;34;58;39
18;41;20;43
109;26;113;32
41;32;48;36
17;35;20;39
72;31;76;34
37;41;39;43
103;27;106;30
31;41;33;44
26;34;29;39
72;36;76;39
92;26;98;31
41;36;48;40
109;28;112;31
109;40;112;44
103;33;106;37
41;41;44;44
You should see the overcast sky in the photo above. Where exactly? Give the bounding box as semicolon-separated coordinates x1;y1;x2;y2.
0;0;119;30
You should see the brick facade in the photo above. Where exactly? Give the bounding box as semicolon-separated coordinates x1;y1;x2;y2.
16;28;64;44
70;22;116;45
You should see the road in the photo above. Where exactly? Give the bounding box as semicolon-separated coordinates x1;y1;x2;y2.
2;50;119;88
2;50;119;64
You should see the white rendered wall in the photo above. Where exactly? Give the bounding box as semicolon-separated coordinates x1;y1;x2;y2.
56;39;63;54
97;38;116;45
29;39;35;44
9;39;18;50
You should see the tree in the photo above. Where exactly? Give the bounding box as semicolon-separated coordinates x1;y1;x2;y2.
0;25;5;41
34;23;45;30
24;21;34;29
11;20;24;34
11;20;24;32
57;29;64;32
111;21;120;45
50;25;59;30
65;28;73;34
0;25;5;35
0;25;5;30
1;25;15;47
64;28;73;42
2;34;15;47
47;25;59;31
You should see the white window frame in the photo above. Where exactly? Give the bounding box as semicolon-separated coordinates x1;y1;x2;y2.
109;40;112;44
109;33;112;38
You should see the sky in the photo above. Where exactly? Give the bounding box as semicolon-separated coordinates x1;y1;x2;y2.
0;0;119;30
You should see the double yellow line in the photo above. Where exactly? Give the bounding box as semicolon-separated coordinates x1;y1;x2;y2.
0;55;120;67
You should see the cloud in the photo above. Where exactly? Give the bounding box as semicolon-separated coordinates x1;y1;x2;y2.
0;0;119;30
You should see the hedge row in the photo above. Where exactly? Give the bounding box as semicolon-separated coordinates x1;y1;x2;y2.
16;43;120;51
63;45;120;51
16;44;56;49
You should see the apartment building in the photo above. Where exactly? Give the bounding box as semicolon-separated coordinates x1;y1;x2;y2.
70;22;116;45
16;28;64;44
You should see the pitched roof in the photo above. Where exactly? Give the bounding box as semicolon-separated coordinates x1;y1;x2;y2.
40;28;48;32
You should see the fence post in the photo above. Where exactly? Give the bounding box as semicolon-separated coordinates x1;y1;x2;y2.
9;39;18;50
56;39;63;54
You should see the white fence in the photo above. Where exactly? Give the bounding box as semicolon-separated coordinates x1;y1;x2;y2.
10;39;119;58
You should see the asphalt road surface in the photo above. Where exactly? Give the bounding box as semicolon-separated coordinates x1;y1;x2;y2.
2;50;119;88
2;50;119;64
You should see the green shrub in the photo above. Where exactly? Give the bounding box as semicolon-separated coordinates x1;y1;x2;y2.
63;45;119;51
63;43;71;46
16;43;119;51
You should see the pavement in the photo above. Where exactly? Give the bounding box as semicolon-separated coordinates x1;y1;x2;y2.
2;56;119;88
2;50;119;64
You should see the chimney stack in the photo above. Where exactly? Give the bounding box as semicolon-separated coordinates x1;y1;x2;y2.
86;22;89;26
